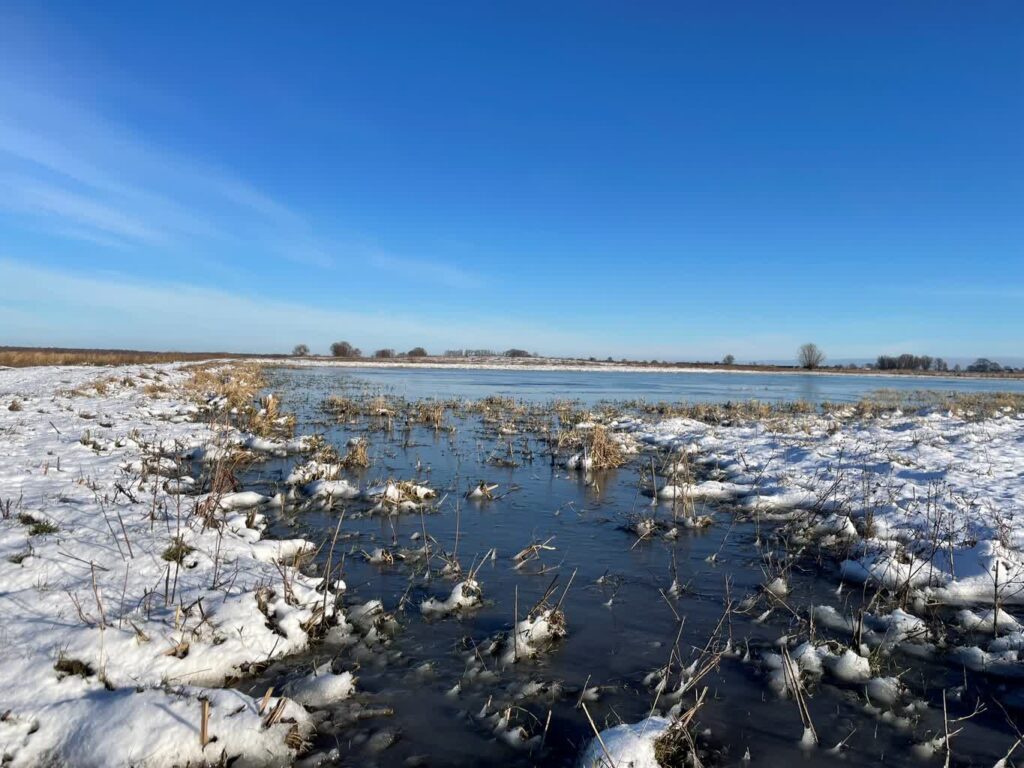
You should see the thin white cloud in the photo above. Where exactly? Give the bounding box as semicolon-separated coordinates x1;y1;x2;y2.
365;250;480;290
3;177;168;244
0;258;582;354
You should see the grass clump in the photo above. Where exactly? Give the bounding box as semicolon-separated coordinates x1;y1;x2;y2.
143;382;169;397
162;536;195;564
185;362;266;412
7;399;22;412
54;655;95;679
18;513;59;536
250;393;296;438
325;395;360;420
341;439;370;468
304;434;342;464
584;425;625;469
556;424;626;469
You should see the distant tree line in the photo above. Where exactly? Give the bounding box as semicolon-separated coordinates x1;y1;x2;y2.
875;354;948;372
445;349;497;357
295;342;1013;373
442;348;533;358
293;342;540;359
966;358;1004;373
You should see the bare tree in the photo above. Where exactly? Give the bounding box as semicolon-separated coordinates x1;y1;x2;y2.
722;354;736;365
407;347;428;357
797;343;825;370
292;344;310;357
373;348;396;359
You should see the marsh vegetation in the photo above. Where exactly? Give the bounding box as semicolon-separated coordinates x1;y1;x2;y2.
3;361;1024;767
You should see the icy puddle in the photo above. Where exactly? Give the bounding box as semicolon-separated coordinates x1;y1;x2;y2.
225;367;1024;767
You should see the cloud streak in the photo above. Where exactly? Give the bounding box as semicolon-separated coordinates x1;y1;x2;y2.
0;81;479;289
0;259;580;354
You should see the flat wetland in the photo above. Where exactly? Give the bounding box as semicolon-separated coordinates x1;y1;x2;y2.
229;366;1024;766
3;361;1024;767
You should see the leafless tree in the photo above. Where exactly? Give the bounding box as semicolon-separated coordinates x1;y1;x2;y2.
798;343;825;370
291;344;310;357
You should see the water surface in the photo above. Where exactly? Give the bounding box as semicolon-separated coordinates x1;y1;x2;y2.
229;367;1020;767
310;365;1024;405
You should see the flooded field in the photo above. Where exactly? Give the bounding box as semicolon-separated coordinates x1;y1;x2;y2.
228;366;1024;767
314;364;1024;406
4;362;1021;767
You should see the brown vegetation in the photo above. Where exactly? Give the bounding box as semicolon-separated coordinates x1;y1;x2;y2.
0;346;251;368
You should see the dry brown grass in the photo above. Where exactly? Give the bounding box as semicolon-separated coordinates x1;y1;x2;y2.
625;399;815;424
250;394;296;438
182;362;300;438
340;439;370;468
0;346;253;368
556;424;626;469
303;435;342;464
324;395;360;420
184;362;266;410
414;401;446;429
831;389;1024;421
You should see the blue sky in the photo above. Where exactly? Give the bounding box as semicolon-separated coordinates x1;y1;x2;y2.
1;1;1021;362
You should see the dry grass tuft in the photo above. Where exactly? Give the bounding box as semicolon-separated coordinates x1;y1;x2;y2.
415;401;446;429
304;435;342;464
324;395;359;420
250;394;296;438
184;362;266;411
556;424;626;470
340;439;370;469
586;425;625;468
185;362;297;437
18;513;59;536
162;536;195;564
54;655;95;679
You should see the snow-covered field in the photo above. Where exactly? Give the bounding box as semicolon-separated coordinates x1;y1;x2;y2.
0;364;344;767
617;405;1024;609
